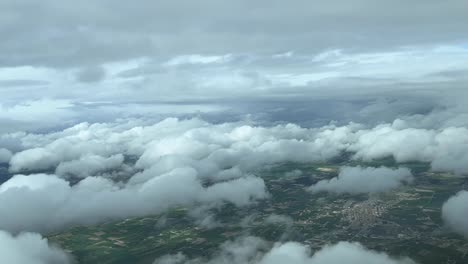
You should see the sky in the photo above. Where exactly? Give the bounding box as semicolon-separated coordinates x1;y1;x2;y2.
0;0;468;132
1;1;468;263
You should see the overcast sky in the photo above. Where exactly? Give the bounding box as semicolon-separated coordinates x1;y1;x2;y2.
0;0;467;131
1;0;467;67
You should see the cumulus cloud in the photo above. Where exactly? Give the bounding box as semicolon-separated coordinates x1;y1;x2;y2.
154;236;415;264
0;118;346;233
442;191;468;237
2;117;468;233
0;171;267;233
309;166;413;194
348;124;468;175
0;230;71;264
8;118;347;176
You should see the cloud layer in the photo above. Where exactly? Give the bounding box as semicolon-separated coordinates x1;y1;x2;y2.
7;117;468;177
1;117;467;234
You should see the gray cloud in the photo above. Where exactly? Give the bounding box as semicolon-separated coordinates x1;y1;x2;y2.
0;148;12;163
0;79;49;87
309;166;413;194
1;0;467;68
0;1;466;137
0;43;467;134
75;65;106;83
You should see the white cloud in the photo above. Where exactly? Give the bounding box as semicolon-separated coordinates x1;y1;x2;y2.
0;118;346;233
442;191;468;237
9;118;346;176
2;117;468;233
309;166;413;194
6;117;468;178
0;230;71;264
0;170;267;233
260;241;415;264
154;236;415;264
349;124;468;174
55;154;125;178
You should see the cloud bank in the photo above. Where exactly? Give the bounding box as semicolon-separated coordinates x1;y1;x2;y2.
8;117;468;176
1;117;468;233
309;166;413;194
